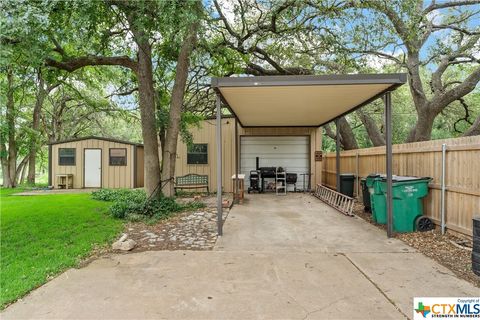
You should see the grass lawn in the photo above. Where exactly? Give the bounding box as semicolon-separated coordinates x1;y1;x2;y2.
0;188;123;308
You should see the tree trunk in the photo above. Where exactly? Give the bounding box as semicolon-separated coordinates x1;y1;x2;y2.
4;68;17;188
161;22;198;197
356;110;385;146
1;147;10;187
2;164;10;187
135;39;162;198
27;70;47;184
337;117;359;150
20;161;28;185
406;104;439;142
16;157;29;185
463;115;480;137
323;118;360;150
158;127;166;160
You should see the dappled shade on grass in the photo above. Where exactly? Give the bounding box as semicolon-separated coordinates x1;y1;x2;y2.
0;189;123;308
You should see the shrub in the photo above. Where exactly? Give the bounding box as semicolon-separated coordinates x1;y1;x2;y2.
91;189;206;221
91;189;146;202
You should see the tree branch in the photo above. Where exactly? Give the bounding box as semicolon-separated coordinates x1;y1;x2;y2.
424;0;480;14
45;55;138;73
432;66;480;112
463;114;480;136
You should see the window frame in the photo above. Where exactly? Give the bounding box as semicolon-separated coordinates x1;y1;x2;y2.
109;148;127;166
58;148;76;166
187;143;208;165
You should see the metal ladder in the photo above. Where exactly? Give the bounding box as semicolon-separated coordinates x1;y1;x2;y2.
314;184;354;216
276;170;287;196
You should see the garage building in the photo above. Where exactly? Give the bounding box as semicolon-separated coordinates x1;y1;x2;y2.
174;117;323;193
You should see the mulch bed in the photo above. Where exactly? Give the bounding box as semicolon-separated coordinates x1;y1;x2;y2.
353;201;479;287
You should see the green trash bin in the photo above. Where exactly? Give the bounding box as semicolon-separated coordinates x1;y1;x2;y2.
378;176;432;232
371;176;387;224
365;174;382;222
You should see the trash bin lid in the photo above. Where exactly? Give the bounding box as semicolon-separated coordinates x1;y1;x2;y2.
381;176;431;182
340;173;355;177
367;173;381;178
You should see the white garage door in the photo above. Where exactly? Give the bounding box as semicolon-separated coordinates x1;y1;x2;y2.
241;136;310;191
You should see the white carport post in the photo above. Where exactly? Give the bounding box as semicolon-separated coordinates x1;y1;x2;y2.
385;91;393;238
216;94;223;236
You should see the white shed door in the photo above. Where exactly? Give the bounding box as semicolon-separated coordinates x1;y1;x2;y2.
84;149;101;188
240;136;309;191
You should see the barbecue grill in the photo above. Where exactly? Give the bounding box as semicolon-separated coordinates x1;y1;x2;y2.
251;157;298;193
247;170;261;193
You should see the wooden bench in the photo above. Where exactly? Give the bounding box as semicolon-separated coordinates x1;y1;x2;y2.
174;174;209;194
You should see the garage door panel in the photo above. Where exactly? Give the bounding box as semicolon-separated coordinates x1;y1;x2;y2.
241;145;309;154
241;154;308;160
241;136;310;191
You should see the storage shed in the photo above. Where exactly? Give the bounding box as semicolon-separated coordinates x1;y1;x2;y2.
48;136;144;189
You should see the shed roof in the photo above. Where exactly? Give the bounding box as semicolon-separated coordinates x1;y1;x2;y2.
48;136;143;146
211;73;407;127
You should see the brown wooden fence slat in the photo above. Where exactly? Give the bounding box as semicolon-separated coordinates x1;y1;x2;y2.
321;136;480;236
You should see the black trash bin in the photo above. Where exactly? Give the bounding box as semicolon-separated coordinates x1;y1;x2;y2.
360;178;371;212
339;174;355;197
473;216;480;276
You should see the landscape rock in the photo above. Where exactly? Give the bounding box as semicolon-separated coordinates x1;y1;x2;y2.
112;239;137;251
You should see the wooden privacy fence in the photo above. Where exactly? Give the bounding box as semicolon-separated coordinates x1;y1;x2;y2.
322;136;480;236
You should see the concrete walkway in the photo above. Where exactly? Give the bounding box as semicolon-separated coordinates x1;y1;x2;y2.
2;193;478;319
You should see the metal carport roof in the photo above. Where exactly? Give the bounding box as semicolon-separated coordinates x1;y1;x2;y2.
211;73;408;238
211;73;407;127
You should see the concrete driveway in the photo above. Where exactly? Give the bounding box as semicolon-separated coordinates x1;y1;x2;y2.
2;193;478;319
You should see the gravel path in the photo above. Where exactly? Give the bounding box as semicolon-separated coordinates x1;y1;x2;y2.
353;201;479;287
112;195;232;252
124;208;228;251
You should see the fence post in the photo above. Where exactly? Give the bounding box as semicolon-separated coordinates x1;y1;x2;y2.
441;143;447;235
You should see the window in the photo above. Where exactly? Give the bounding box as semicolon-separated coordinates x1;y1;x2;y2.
59;148;76;165
187;144;208;164
109;148;127;166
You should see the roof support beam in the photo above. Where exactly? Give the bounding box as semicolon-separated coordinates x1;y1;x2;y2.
336;119;341;191
216;94;223;236
385;92;394;238
234;118;239;204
